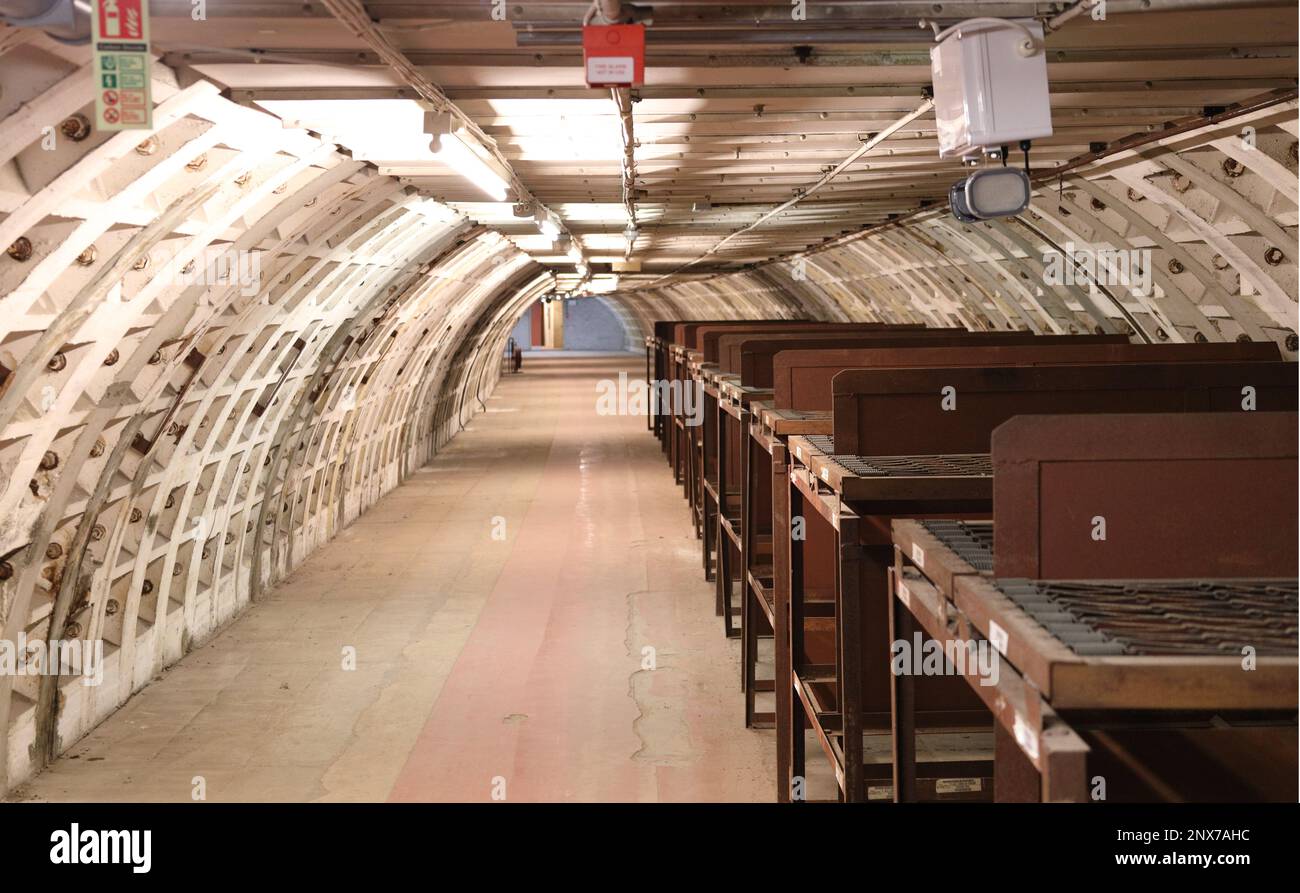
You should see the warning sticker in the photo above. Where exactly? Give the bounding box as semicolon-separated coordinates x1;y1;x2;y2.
935;777;983;794
92;0;151;131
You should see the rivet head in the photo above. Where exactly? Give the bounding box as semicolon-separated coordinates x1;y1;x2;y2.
1286;332;1299;352
129;507;143;523
135;137;158;156
1264;247;1285;266
90;524;106;541
103;349;119;366
1167;259;1184;274
7;237;33;261
39;451;59;470
76;245;97;266
63;621;82;638
90;438;106;458
1235;333;1252;343
1194;331;1209;343
105;599;120;616
60;113;91;141
141;579;154;595
47;352;67;372
0;561;12;580
45;542;63;560
186;153;208;171
132;254;150;271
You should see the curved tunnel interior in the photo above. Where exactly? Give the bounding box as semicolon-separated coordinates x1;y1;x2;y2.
0;1;1296;802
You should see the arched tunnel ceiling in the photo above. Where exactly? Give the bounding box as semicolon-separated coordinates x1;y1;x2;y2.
0;2;1297;796
624;96;1300;349
0;31;555;791
133;0;1299;286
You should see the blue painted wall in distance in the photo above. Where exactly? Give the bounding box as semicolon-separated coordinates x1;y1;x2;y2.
508;310;532;348
562;297;628;350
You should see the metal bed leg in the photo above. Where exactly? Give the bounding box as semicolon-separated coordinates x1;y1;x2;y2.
889;568;918;803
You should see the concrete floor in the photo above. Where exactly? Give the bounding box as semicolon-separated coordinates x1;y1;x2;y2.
9;353;775;803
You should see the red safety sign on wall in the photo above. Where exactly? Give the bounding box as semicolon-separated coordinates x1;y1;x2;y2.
92;0;152;130
98;0;145;39
582;25;645;88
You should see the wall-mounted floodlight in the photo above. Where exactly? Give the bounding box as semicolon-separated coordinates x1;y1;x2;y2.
949;180;981;223
950;167;1031;222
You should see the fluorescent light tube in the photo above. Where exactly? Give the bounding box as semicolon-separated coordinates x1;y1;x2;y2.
437;133;509;201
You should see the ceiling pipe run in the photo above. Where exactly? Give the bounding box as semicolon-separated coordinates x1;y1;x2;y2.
316;0;585;268
651;96;935;283
521;0;1272;46
612;86;640;255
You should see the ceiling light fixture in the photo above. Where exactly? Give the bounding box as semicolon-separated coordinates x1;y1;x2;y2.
259;99;510;201
538;213;562;240
435;131;510;201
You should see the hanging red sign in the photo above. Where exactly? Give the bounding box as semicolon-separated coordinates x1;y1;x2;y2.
582;24;645;88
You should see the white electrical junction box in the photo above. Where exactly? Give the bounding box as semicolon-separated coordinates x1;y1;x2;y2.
930;19;1053;159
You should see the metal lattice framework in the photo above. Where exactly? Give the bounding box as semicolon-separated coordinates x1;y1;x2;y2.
0;35;552;793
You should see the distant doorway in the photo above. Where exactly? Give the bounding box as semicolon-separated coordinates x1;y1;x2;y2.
509;297;629;352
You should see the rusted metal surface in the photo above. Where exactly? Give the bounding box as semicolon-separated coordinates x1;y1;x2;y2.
832;360;1297;454
889;412;1298;802
999;579;1297;657
643;324;1300;803
782;432;992;801
778;380;1296;801
717;325;921;375
993;411;1299;580
776;340;1279;411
